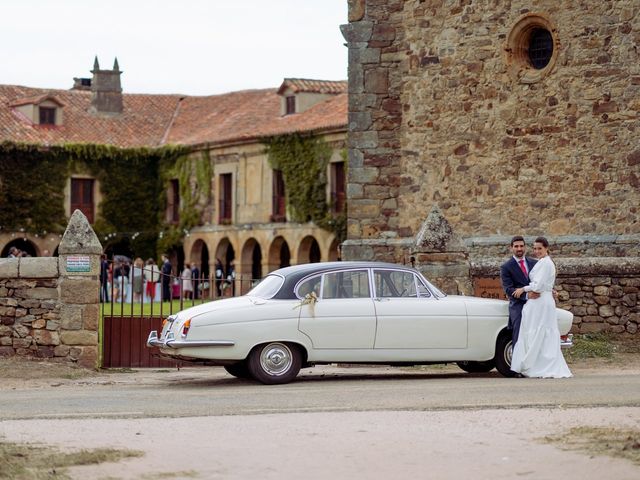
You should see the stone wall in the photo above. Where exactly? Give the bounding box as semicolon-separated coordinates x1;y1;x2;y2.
342;0;640;335
0;211;101;367
343;0;639;241
472;257;640;335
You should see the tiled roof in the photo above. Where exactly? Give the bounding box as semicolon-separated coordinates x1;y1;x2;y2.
0;85;182;148
164;89;347;147
277;78;347;95
9;93;65;107
0;81;347;149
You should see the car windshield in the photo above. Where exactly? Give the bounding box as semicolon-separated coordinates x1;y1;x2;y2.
247;274;284;299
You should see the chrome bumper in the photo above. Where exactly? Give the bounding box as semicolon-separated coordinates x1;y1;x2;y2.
560;333;574;349
147;330;235;349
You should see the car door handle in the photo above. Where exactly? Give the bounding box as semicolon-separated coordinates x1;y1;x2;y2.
374;297;390;302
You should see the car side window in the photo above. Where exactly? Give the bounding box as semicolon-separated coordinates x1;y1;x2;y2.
297;275;322;298
417;284;432;298
374;270;419;298
322;270;370;299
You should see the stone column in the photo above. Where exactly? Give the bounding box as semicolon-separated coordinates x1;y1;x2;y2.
57;210;102;368
412;205;473;295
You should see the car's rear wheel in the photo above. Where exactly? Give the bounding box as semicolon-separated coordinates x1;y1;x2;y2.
224;361;251;379
247;342;301;385
456;360;495;373
494;332;517;377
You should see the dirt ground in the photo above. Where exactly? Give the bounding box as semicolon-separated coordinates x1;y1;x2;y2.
1;337;640;479
2;407;639;480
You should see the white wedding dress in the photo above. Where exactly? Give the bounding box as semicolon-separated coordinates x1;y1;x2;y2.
510;255;572;378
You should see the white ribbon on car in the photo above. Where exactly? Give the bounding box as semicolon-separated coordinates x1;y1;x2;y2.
293;291;318;316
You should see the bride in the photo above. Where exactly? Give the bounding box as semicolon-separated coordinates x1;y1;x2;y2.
511;236;572;378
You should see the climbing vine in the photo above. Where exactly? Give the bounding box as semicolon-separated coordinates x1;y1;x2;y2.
265;134;346;242
157;149;212;254
0;141;190;259
0;142;70;234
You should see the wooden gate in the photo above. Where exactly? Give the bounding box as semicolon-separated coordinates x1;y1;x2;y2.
102;316;182;368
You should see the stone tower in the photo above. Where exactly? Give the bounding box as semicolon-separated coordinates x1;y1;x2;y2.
90;56;123;114
340;0;640;334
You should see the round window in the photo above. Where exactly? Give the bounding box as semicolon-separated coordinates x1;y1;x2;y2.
528;28;553;69
506;13;558;83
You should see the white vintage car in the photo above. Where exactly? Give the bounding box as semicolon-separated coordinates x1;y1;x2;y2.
147;261;574;384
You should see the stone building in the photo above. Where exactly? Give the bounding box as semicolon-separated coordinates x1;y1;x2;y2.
0;60;347;284
341;0;639;334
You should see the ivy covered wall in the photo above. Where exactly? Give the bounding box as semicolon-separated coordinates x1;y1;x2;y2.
157;149;212;254
265;133;346;242
0;134;345;260
0;141;190;259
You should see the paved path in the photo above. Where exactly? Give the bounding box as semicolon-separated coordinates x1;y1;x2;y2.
1;365;639;419
1;365;639;479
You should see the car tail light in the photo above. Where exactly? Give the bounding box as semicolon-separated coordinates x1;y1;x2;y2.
162;319;168;328
181;319;191;338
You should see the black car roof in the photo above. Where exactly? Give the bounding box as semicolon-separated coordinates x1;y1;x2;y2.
268;261;415;300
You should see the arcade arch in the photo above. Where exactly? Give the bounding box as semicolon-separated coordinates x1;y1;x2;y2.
328;238;341;261
1;238;38;257
268;236;291;272
297;235;321;264
190;239;210;280
241;238;263;289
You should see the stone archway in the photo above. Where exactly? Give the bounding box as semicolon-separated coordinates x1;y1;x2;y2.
190;239;210;280
189;239;210;299
213;237;236;296
297;235;321;264
268;236;291;272
1;238;39;257
215;237;235;276
241;238;263;293
328;238;341;261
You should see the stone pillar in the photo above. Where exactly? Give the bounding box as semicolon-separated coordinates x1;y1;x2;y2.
411;205;473;295
341;0;404;242
57;209;102;368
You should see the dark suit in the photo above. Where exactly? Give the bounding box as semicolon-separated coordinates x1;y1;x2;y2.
161;260;172;301
500;256;537;344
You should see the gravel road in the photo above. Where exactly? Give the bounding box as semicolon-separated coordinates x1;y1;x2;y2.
1;363;640;479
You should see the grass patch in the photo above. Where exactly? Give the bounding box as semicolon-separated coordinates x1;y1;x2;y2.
543;426;640;465
0;441;143;479
100;299;206;318
564;333;616;362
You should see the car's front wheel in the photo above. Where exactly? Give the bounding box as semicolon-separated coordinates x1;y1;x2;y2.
456;360;495;373
247;342;302;385
224;361;251;379
494;332;517;377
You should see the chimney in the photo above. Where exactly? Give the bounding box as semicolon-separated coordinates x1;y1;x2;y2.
90;56;123;114
71;77;92;90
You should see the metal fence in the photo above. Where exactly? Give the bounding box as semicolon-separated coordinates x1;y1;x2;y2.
101;261;259;318
100;260;258;368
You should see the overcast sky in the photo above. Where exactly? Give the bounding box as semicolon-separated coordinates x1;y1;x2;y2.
0;0;347;96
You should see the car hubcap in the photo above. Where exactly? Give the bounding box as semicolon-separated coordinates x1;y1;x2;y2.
260;343;292;376
505;340;513;366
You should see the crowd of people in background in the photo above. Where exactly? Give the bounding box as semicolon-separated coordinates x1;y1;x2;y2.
6;246;30;258
98;253;237;304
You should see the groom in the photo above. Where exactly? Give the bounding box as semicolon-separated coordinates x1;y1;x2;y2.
500;236;539;346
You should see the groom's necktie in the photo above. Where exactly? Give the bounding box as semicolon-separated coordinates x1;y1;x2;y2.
519;259;528;277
